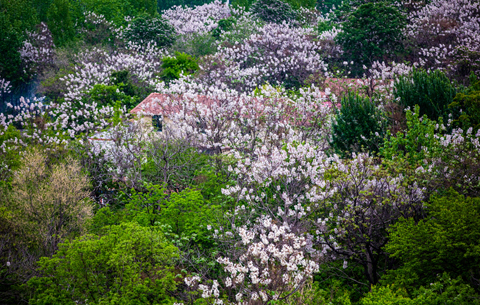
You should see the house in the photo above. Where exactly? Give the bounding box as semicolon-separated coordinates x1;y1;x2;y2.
129;93;171;131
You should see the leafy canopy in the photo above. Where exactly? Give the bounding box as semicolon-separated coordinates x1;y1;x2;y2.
27;222;179;305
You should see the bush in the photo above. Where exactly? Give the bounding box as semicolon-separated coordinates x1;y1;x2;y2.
380;105;443;167
84;83;136;110
160;52;199;83
120;184;219;249
211;17;236;39
336;2;405;75
169;33;218;58
123;14;176;47
360;285;414;305
331;92;387;157
0;125;22;183
449;74;480;132
46;0;76;47
27;222;179;305
250;0;297;24
394;69;459;121
385;190;480;292
361;279;480;305
6;149;92;255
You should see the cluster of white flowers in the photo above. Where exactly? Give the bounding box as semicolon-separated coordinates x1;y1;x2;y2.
0;79;11;97
162;0;231;36
19;22;55;77
407;0;480;75
186;215;319;304
200;22;330;92
155;78;335;156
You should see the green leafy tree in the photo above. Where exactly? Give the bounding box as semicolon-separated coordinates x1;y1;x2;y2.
46;0;75;47
160;52;199;83
331;92;387;157
211;17;236;39
85;83;136;109
394;69;459;122
233;0;315;10
380;105;443;167
81;0;125;24
0;125;22;184
0;0;38;83
27;222;179;305
449;74;480;132
336;2;406;75
158;0;219;13
251;0;297;24
385;190;480;292
120;184;219;247
124;13;176;47
362;278;480;305
125;0;156;17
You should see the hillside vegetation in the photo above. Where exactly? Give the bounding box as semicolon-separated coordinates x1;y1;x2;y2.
1;0;480;304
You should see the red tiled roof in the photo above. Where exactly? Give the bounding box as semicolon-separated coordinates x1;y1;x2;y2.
130;93;168;116
130;93;222;117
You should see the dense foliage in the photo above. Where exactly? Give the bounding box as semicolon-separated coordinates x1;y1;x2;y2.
1;0;480;304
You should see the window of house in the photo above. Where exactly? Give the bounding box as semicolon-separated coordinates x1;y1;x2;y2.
152;115;162;132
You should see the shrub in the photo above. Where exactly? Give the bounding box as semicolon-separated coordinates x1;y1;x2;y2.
85;83;136;110
380;105;442;167
250;0;297;24
46;0;75;47
331;92;387;157
361;279;480;305
360;285;414;305
123;14;176;47
170;33;218;57
27;222;179;305
7;149;92;255
160;52;199;83
0;125;22;183
120;184;219;249
211;17;236;39
385;190;480;292
449;74;480;132
336;2;405;75
394;69;459;121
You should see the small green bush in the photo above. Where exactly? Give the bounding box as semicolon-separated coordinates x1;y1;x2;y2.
121;184;218;247
394;69;459;121
0;125;22;183
123;13;176;47
211;17;236;39
160;52;199;83
84;83;136;109
362;279;480;305
331;92;387;157
360;285;414;305
27;222;179;305
170;33;218;57
380;105;443;167
251;0;297;24
449;74;480;132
